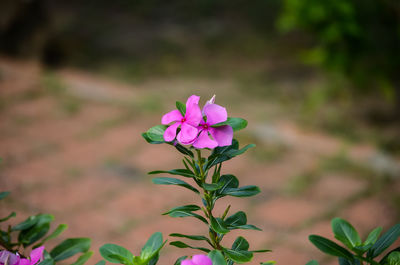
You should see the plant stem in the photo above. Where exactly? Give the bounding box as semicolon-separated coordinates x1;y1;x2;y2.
356;255;379;265
195;150;222;250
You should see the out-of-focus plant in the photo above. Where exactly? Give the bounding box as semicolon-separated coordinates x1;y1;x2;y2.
278;0;400;108
307;217;400;265
0;191;92;265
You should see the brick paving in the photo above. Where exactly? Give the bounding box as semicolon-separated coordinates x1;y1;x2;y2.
0;58;399;265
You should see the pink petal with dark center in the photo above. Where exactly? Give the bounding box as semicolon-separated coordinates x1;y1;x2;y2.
193;130;218;149
209;125;233;147
163;122;180;142
192;254;212;265
161;109;183;125
203;104;227;125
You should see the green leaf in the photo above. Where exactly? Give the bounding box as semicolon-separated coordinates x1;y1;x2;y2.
331;218;361;249
222;186;260;197
353;244;372;254
0;191;10;200
13;216;39;231
225;212;247;227
164;207;208;224
232;237;249;251
94;261;106;265
224;248;253;263
149;169;195;178
174;144;194;157
368;224;400;258
163;205;201;215
235;224;262;231
142;133;164;144
38;259;55;265
309;235;354;260
19;222;50;246
152;177;199;194
140;232;166;262
169;241;210;253
212;117;248;131
34;224;68;248
387;251;400;265
146;125;167;142
170;233;210;242
176;101;186;116
208;250;227;265
338;257;354;265
50;238;91;261
216;175;239;198
207;140;255;168
364;227;382;246
210;217;230;234
203;182;225;191
305;260;319;265
0;212;16;222
70;251;93;265
99;244;134;265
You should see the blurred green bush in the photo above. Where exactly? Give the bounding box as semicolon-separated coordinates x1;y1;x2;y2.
278;0;400;107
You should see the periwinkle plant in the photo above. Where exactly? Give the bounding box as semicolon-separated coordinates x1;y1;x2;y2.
144;95;270;264
100;95;270;265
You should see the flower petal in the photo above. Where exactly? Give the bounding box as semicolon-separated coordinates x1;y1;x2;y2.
0;251;19;265
209;125;233;147
30;246;44;264
185;95;200;108
185;104;202;126
203;103;227;125
177;123;198;144
192;254;212;265
202;95;216;115
163;122;180;142
18;259;31;265
181;259;196;265
193;130;218;149
161;109;183;125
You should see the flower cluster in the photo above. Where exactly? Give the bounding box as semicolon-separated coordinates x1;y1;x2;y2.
161;95;233;149
0;247;44;265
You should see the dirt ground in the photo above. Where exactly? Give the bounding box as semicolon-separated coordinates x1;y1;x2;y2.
1;57;399;265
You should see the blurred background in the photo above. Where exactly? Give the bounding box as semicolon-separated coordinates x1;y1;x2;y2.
0;0;399;264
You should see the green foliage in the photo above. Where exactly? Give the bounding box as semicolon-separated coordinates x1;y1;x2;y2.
0;192;92;265
99;232;166;265
308;217;400;265
279;0;400;100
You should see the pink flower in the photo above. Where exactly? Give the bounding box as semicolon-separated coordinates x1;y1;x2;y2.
181;254;212;265
0;250;19;265
0;246;44;265
192;97;233;149
162;95;202;144
19;246;44;265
